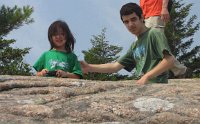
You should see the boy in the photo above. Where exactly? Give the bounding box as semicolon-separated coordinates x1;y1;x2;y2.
81;3;175;84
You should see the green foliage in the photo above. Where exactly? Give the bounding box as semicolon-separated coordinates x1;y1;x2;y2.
82;28;129;81
0;5;34;75
165;0;200;78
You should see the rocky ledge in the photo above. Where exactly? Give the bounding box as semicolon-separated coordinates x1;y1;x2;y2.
0;75;200;124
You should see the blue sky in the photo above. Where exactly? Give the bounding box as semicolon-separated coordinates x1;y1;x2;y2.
1;0;200;74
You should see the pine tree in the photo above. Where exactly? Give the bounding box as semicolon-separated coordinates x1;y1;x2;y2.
165;0;200;78
82;28;128;81
0;5;34;75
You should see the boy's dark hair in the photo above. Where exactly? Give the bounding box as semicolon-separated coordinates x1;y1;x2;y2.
48;20;75;53
120;2;143;21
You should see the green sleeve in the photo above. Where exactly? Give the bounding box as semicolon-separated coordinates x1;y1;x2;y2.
33;52;46;72
118;45;136;72
150;29;172;58
72;55;83;78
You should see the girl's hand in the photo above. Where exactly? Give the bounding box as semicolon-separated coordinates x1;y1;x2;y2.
56;70;68;78
37;69;48;76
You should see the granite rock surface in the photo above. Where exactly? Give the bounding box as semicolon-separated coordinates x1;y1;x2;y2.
0;75;200;124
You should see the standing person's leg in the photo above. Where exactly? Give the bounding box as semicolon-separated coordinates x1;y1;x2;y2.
145;16;187;77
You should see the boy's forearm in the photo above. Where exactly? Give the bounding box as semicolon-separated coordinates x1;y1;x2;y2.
88;62;123;73
144;55;175;80
88;64;115;73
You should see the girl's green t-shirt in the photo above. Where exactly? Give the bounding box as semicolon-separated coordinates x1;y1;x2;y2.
33;50;82;77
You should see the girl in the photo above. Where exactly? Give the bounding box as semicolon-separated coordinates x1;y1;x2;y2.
33;20;82;79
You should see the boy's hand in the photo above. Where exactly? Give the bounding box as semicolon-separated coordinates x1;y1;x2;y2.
80;61;89;74
136;74;150;85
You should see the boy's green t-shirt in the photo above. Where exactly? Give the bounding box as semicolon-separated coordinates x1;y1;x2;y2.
118;28;172;83
33;50;82;77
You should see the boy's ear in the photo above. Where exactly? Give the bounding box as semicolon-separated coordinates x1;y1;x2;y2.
141;15;144;20
140;15;145;23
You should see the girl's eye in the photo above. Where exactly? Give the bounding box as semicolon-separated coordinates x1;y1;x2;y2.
53;32;64;36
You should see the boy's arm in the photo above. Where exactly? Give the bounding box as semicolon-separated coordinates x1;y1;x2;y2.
137;54;175;85
81;61;124;74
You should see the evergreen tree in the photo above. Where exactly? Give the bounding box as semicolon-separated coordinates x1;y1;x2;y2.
0;5;34;75
82;28;129;81
165;0;200;78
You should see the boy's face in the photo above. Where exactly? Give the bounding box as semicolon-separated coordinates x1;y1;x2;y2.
52;28;66;50
122;12;144;36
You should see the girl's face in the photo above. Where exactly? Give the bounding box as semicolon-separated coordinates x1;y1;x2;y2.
52;28;66;51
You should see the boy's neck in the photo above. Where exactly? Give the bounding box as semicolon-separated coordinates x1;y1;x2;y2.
136;26;148;37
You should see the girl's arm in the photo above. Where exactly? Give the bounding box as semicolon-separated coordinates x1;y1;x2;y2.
56;70;80;79
36;69;48;76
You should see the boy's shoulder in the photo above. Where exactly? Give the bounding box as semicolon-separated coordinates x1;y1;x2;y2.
149;28;160;33
148;28;164;37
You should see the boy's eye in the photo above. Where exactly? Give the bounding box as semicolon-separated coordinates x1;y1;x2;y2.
123;20;129;24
